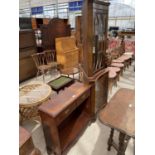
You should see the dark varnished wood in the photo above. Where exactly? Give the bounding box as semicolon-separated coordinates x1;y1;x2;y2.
19;30;37;82
41;18;71;50
99;88;135;136
99;88;135;155
19;126;41;155
81;0;110;115
82;0;110;75
38;82;92;155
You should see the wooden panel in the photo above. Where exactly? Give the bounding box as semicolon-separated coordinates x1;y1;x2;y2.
95;71;108;111
41;18;71;50
19;30;36;49
31;18;37;30
43;18;50;25
19;30;37;82
56;37;79;70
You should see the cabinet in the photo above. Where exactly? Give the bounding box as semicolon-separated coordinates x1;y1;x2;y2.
82;0;110;75
19;30;37;82
39;82;92;155
81;0;110;113
41;18;71;51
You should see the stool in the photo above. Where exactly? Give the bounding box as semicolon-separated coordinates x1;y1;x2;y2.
98;88;135;155
108;128;131;155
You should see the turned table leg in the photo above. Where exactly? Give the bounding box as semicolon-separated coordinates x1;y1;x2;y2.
117;132;130;155
108;128;114;151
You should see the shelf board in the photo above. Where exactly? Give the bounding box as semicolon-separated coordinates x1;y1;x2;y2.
58;110;91;152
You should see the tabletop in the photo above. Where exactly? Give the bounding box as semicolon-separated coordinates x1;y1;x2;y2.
39;82;90;117
99;88;135;137
19;82;52;107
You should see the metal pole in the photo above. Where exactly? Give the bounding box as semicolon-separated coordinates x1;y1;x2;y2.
55;0;58;17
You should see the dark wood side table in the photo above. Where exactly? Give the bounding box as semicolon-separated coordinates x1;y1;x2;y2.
39;82;92;155
99;88;135;155
19;126;41;155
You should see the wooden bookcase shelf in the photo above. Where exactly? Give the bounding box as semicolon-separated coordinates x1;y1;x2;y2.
39;82;92;155
59;106;90;152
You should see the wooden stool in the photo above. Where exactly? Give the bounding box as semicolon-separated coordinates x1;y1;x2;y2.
99;88;135;155
108;128;131;155
19;126;41;155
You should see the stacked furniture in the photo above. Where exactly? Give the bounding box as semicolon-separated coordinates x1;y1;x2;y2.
19;30;37;82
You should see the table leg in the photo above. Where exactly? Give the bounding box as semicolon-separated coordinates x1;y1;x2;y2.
117;132;130;155
108;128;114;151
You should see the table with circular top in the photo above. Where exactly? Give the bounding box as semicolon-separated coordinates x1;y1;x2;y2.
19;82;52;122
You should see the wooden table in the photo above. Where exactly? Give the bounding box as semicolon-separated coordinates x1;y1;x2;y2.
99;88;135;155
19;126;41;155
19;83;52;122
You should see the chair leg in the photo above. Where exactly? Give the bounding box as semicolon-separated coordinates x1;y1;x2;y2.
36;70;40;80
42;71;45;82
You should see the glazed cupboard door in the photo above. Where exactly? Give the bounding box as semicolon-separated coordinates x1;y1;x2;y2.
92;1;109;73
82;0;110;76
82;0;110;113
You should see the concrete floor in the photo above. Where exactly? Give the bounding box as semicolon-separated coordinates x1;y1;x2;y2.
20;63;135;155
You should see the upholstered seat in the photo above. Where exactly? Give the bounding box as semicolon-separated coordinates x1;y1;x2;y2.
106;67;118;94
111;62;124;68
107;67;120;73
112;59;124;63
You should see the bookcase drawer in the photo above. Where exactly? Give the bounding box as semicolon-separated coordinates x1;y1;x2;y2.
76;90;90;107
56;101;76;125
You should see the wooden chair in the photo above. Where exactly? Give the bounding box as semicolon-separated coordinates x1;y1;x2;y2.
31;53;51;82
44;50;58;72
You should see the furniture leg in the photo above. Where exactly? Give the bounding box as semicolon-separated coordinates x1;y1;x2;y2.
117;132;127;155
108;128;114;151
36;70;40;80
42;71;45;82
